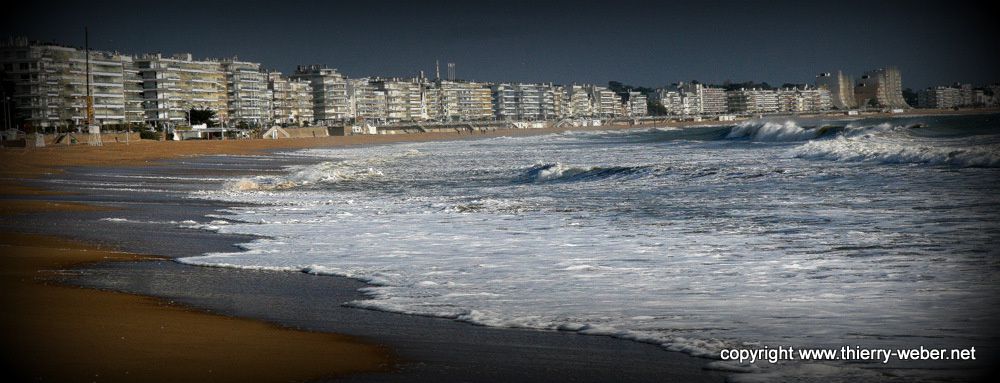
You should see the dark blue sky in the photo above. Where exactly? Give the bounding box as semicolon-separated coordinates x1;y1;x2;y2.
4;0;997;89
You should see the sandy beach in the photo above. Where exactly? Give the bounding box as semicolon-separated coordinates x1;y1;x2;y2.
0;233;391;382
1;108;995;382
0;122;732;382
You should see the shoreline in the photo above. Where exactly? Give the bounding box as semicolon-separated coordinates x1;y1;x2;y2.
2;108;996;382
0;126;731;382
0;232;392;382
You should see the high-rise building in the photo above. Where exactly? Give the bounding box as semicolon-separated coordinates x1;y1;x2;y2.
221;59;267;126
700;86;728;115
654;83;726;116
491;82;556;121
815;71;856;109
0;38;133;129
446;62;456;81
346;78;387;123
588;85;620;117
268;72;313;126
291;65;350;123
135;53;228;127
726;89;779;114
425;80;492;121
854;66;909;109
917;86;960;109
566;85;593;117
620;91;647;117
374;78;425;122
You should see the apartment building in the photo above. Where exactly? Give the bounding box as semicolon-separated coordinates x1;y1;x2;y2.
346;78;387;123
135;53;227;127
654;88;698;115
917;86;960;108
221;59;267;126
491;82;558;121
268;72;313;126
700;86;728;115
291;65;350;123
374;78;425;122
815;71;856;109
622;91;647;117
0;38;133;129
855;66;909;109
565;85;593;117
727;89;780;114
426;80;493;121
588;85;620;117
121;56;144;124
546;85;568;119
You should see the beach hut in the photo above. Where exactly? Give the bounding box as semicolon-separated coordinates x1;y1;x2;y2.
261;126;291;139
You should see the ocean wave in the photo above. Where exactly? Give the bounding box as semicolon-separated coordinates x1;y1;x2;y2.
227;161;384;191
794;136;1000;167
523;162;655;183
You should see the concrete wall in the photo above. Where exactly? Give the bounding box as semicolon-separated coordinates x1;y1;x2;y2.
283;127;330;138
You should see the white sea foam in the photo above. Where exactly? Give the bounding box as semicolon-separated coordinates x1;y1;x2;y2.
794;134;1000;167
180;116;1000;382
728;120;818;141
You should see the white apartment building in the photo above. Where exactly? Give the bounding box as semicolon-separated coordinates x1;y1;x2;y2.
653;83;725;116
491;82;559;121
374;78;425;122
346;78;387;123
623;91;647;117
855;67;909;109
588;86;620;117
268;72;313;126
425;80;493;122
727;89;780;114
917;86;959;108
816;71;856;109
135;53;227;127
1;38;134;129
700;86;728;115
654;89;699;115
291;65;350;123
565;85;593;117
221;59;267;126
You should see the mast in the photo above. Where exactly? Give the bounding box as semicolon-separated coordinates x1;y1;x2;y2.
85;26;94;127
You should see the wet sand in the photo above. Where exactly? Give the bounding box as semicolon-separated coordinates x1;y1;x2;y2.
2;109;994;382
0;135;729;382
0;233;391;383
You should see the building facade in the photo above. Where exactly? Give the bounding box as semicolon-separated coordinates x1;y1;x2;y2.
1;38;135;129
854;66;909;109
221;59;267;126
268;72;314;126
815;71;857;110
426;80;493;121
135;53;228;127
291;65;350;123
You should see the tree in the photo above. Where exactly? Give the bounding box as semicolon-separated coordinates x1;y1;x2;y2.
902;88;918;107
647;100;669;116
188;108;218;127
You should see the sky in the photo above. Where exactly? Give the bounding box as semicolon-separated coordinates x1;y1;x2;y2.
3;0;998;90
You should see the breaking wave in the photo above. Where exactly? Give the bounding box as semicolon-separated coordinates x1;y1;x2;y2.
523;163;656;183
794;136;1000;168
228;161;384;191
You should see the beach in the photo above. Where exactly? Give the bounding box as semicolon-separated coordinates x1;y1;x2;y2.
2;109;997;382
0;123;733;382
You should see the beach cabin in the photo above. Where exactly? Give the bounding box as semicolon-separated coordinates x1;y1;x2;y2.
173;124;228;140
261;126;291;139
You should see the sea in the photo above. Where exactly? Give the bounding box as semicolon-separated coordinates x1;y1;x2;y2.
178;113;1000;381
